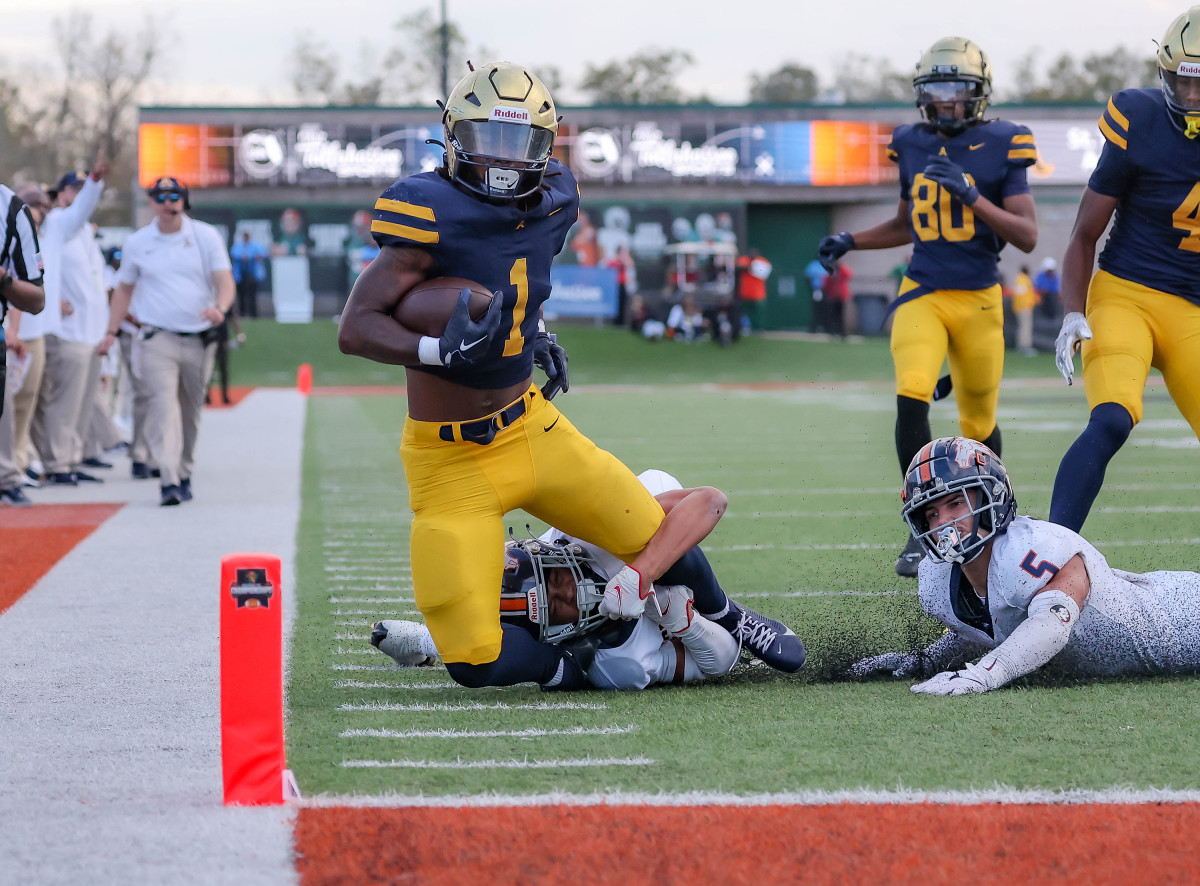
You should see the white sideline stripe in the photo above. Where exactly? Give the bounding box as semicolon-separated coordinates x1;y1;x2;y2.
339;757;654;770
338;701;608;712
301;786;1200;807
737;589;917;599
335;680;462;689
328;593;417;600
340;725;637;739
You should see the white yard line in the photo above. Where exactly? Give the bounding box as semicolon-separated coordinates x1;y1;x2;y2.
335;680;462;689
338;702;608;712
340;725;638;739
339;757;655;770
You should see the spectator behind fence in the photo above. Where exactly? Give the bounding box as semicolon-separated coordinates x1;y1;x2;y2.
736;248;771;331
98;176;234;507
804;257;828;334
229;232;267;319
823;263;853;338
0;184;47;506
1011;264;1037;356
1035;257;1060;319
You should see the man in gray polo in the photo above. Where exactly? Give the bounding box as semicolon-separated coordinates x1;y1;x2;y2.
98;177;234;506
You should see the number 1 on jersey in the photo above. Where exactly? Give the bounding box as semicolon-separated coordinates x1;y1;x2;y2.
503;257;528;357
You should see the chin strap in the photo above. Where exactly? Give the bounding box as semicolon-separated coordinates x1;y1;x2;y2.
1185;115;1200;139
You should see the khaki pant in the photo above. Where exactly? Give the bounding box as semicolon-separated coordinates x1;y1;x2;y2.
133;329;214;487
1016;308;1034;352
31;335;98;475
11;335;45;471
0;366;21;490
118;330;151;465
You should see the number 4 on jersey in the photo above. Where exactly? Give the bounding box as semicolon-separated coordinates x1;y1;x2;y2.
1172;182;1200;252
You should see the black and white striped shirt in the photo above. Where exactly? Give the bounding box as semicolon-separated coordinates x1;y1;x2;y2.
1;185;45;312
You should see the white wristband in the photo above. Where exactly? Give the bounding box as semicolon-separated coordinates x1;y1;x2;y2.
417;335;442;366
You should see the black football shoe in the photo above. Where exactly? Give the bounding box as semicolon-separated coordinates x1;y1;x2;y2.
895;532;925;578
723;600;806;673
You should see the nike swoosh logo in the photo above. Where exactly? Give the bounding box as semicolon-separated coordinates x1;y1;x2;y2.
543;417;560;433
981;305;995;310
460;335;486;351
969;143;984;150
984;660;997;671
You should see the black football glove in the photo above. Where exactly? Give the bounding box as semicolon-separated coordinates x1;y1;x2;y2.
435;288;503;367
817;232;855;272
533;327;569;400
923;157;979;206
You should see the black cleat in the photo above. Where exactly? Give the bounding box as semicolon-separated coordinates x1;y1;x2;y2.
724;600;806;673
895;533;925;578
160;485;183;506
179;478;192;502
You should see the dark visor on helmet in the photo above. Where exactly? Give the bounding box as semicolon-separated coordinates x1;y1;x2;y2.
1163;70;1200;111
452;120;554;164
916;80;977;103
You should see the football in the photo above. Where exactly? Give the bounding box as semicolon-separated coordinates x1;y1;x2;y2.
393;277;494;337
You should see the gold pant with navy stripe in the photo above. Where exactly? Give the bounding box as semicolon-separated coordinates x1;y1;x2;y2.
890;280;1004;441
401;386;665;665
1082;270;1200;431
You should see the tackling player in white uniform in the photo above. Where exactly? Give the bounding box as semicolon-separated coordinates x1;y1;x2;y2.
372;470;806;689
851;436;1200;694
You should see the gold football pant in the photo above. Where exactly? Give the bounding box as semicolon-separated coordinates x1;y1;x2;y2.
1082;270;1200;432
401;385;665;665
890;282;1004;441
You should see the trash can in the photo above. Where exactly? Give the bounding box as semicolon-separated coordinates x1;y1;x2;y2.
853;293;890;336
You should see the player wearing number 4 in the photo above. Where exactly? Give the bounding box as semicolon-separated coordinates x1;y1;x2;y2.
851;437;1200;695
338;62;675;692
817;37;1038;578
1050;7;1200;533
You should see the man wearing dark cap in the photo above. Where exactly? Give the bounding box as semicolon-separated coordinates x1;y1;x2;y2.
98;176;234;506
29;156;109;487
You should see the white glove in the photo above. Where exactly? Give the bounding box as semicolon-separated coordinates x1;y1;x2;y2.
645;585;695;635
910;661;994;696
1054;312;1093;386
847;651;920;679
599;564;650;620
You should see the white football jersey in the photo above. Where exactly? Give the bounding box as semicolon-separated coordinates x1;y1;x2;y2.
540;469;732;690
918;515;1200;677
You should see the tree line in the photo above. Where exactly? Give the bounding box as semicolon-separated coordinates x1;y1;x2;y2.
0;6;1159;224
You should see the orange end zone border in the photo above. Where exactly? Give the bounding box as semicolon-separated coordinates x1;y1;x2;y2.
296;803;1200;885
0;503;122;616
204;385;255;408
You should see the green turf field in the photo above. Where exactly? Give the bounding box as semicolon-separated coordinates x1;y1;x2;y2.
284;330;1200;798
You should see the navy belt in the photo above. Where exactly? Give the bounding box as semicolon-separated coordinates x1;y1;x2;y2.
439;397;527;445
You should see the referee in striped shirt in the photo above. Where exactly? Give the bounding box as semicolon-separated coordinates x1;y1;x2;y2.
1;184;46;506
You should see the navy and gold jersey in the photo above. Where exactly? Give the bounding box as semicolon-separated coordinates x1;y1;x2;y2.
1091;89;1200;306
888;120;1035;291
371;158;579;389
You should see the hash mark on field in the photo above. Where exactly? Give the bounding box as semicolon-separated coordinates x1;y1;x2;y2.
737;589;919;599
330;597;415;604
338;701;608;712
340;756;654;770
335;680;461;689
326;575;412;583
332;664;447;672
336;647;380;655
340;725;638;739
336;633;370;641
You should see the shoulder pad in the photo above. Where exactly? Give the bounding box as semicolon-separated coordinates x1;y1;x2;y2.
886;123;918;162
1004;122;1037;168
371;176;440;249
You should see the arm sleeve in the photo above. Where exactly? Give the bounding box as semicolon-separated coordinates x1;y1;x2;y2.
56;177;104;238
8;205;43;284
974;590;1080;689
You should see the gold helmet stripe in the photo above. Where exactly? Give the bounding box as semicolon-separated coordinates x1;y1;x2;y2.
369;220;439;244
374;198;436;222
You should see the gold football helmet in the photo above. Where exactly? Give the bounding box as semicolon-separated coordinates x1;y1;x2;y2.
913;37;991;135
1158;7;1200;137
442;62;558;202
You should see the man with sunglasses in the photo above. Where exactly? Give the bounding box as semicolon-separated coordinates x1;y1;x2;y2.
99;177;234;506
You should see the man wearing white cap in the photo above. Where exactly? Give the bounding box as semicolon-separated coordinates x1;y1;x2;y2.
98;177;234;506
